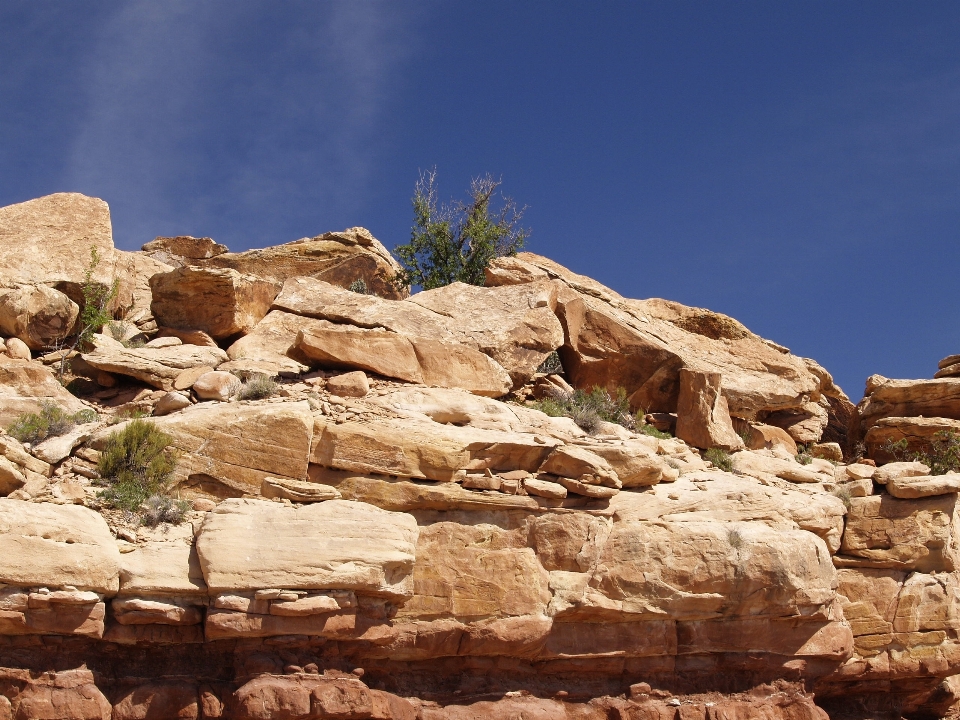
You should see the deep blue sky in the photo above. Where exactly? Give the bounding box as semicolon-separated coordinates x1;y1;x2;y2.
2;2;959;400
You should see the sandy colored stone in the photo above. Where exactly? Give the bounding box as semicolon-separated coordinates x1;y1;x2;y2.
839;493;960;572
31;422;99;464
0;435;51;476
297;322;423;382
311;417;559;482
864;416;960;464
142;235;227;259
763;400;830;445
0;285;78;350
553;476;619;498
260;476;341;502
82;334;228;390
811;442;844;462
118;539;207;598
0;499;120;593
538;445;620;487
196;498;419;599
224;309;318;375
192;370;241;401
113;597;203;626
0;356;87;426
873;461;930;485
523;477;567;499
859;376;960;428
736;421;799;454
675;369;744;451
0;456;26;495
156;327;219;348
326;371;369;398
731;449;832;484
888;473;960;499
153;391;192;416
150;266;281;340
584;442;666;487
5;336;30;360
269;594;341;616
411;337;512;397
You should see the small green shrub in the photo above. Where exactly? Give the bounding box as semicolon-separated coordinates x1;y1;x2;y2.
882;431;960;475
237;374;279;400
705;447;733;472
727;527;744;549
639;423;672;439
795;445;813;465
536;351;563;375
832;485;853;511
737;426;754;448
348;278;369;294
7;402;98;445
97;420;177;513
140;494;190;527
532;386;633;434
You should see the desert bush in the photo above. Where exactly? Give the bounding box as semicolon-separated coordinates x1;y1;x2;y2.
639;423;672;439
348;278;369;294
795;445;814;465
97;420;177;513
883;431;960;475
237;374;279;400
140;494;190;527
7;402;98;445
727;527;744;549
533;386;633;434
393;168;528;290
832;485;853;511
704;447;733;472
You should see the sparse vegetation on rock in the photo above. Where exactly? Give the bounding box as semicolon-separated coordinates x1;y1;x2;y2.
96;419;177;514
393;168;528;290
705;447;733;472
7;401;97;445
237;373;279;400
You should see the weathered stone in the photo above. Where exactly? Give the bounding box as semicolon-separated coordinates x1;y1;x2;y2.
865;416;960;464
0;499;120;593
260;476;341;502
112;598;203;626
523;477;567;499
888;473;960;499
9;669;112;720
0;435;51;476
150;266;281;340
191;371;241;401
553;476;619;498
154;391;192;416
587;442;666;487
0;285;78;350
326;371;369;398
111;680;199;720
142;235;227;259
675;369;744;451
736;420;799;454
873;461;930;485
838;494;960;572
859;376;960;428
82;334;228;390
0;357;87;426
731;449;833;484
297;322;423;382
811;442;844;462
311;418;559;482
31;422;99;464
5;336;30;360
538;445;620;487
763;400;830;445
0;456;26;495
411;337;512;397
196;498;419;599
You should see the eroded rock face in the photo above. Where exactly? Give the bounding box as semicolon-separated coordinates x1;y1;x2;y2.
0;356;87;426
82;333;228;390
0;285;79;350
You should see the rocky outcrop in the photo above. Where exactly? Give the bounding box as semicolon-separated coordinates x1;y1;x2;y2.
81;334;228;390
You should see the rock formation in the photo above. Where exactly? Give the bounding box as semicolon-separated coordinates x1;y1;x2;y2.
0;192;959;718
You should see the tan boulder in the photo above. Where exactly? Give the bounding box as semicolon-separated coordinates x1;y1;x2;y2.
811;442;844;462
117;523;206;597
260;476;341;502
936;362;960;378
762;400;830;445
864;416;960;464
838;494;960;572
0;434;51;476
554;475;619;498
406;281;565;385
192;370;241;401
0;499;120;593
411;337;512;397
31;422;100;464
486;253;824;422
887;473;960;499
150;266;280;340
397;522;550;620
523;477;567;499
81;333;228;390
101;401;314;497
153;391;192;416
538;445;620;487
587;442;666;487
224;309;314;376
0;356;87;426
142;235;227;260
326;370;369;398
675;369;744;451
196;498;419;599
296;322;423;383
0;456;26;495
859;376;960;428
311;418;559;482
156;327;218;347
0;285;78;350
5;336;30;360
731;449;833;485
873;461;930;485
735;421;798;454
173;365;217;390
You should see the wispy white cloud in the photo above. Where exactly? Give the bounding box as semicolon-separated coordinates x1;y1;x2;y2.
63;1;423;249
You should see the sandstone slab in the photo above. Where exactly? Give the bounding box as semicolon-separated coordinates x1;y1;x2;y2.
191;370;241;401
675;368;744;451
0;499;120;593
196;498;419;599
82;334;228;390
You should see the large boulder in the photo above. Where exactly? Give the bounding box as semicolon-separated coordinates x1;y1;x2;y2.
190;227;407;299
674;368;744;451
0;499;120;593
859;375;960;429
150;266;281;340
0;284;79;350
485;253;836;442
864;416;960;464
82;333;228;389
195;498;419;599
0;356;87;427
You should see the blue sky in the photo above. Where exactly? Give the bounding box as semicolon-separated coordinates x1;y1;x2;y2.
2;2;959;399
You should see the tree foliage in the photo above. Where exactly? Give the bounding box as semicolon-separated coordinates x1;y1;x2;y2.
393;169;529;290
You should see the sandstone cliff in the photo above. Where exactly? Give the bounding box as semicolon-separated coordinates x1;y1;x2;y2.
0;193;956;719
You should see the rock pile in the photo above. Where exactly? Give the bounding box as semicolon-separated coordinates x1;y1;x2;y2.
0;192;959;718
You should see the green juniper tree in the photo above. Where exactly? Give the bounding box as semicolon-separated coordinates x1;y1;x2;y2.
393;169;528;290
